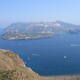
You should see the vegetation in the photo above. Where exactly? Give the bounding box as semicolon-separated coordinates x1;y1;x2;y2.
0;70;15;80
0;49;45;80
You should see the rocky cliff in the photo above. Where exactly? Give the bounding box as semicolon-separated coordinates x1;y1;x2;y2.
0;49;45;80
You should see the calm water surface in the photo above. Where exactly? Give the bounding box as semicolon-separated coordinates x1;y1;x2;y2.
0;33;80;76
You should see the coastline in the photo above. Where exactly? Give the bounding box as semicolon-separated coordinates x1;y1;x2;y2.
1;34;53;40
43;75;80;80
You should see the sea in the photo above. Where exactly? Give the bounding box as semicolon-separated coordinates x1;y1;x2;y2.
0;33;80;76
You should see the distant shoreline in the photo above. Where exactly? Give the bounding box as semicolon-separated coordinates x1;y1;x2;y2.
1;34;53;40
43;74;80;80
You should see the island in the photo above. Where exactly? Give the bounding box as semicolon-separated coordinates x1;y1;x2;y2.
1;21;80;40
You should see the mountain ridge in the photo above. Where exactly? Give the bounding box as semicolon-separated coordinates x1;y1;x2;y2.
1;21;80;40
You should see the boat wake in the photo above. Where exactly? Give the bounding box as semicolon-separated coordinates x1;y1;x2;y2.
70;44;80;47
32;54;40;56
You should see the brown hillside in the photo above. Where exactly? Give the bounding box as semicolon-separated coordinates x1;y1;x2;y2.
0;49;45;80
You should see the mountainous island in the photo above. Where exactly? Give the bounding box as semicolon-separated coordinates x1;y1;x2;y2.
2;21;80;40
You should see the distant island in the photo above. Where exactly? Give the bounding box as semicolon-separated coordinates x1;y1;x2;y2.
1;21;80;40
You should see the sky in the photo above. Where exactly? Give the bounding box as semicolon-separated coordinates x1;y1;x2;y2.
0;0;80;27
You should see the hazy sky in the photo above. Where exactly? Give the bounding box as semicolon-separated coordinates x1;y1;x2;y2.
0;0;80;26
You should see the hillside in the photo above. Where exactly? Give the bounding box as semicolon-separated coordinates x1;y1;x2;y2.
0;49;45;80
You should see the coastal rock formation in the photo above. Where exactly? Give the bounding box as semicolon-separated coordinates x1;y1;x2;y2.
0;49;45;80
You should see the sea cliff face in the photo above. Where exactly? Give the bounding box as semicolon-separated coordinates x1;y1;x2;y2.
0;49;45;80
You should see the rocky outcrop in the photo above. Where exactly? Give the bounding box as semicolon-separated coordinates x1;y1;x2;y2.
0;49;45;80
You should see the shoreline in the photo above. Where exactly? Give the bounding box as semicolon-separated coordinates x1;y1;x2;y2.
1;34;53;40
43;75;80;80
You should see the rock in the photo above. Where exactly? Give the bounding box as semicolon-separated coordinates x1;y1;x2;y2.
0;49;45;80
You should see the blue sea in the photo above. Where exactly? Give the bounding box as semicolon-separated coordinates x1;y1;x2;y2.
0;33;80;76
